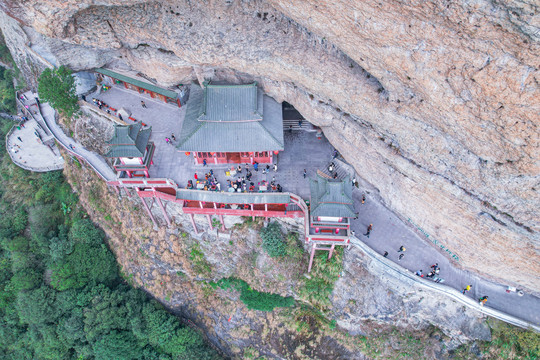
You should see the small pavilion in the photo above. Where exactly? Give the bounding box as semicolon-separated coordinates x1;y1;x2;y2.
176;82;284;164
307;174;356;271
104;122;155;177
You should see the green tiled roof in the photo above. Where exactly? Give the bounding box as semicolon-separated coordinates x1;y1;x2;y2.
176;84;284;152
95;68;178;99
105;123;152;158
310;175;355;218
199;83;262;122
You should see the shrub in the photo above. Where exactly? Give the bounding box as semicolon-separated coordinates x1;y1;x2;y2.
260;222;286;257
298;247;343;310
213;277;294;311
37;66;79;117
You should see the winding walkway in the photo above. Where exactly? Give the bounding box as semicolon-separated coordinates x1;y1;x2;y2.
24;88;540;332
17;90;116;181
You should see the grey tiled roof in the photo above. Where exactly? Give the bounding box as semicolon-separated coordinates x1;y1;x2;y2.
176;84;284;152
95;68;178;99
199;83;262;122
176;189;291;205
104;123;152;158
310;175;355;218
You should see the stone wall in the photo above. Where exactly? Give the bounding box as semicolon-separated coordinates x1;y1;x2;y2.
0;0;537;292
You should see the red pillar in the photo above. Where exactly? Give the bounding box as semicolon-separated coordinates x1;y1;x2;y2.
123;80;128;89
138;193;158;228
219;215;226;231
251;204;255;221
328;244;335;260
189;213;199;234
207;214;213;229
308;244;317;273
156;197;171;227
176;98;181;107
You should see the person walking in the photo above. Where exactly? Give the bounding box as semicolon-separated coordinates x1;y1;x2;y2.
364;224;372;237
17;136;22;142
383;251;388;258
141;100;147;108
303;169;307;178
398;253;405;261
203;159;207;166
194;173;198;180
171;133;176;141
462;285;472;295
479;296;488;306
362;194;366;204
237;165;242;173
398;245;406;253
254;162;259;172
273;164;277;172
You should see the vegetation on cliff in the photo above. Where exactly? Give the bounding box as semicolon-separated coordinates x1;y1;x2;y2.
37;65;79;118
0;31;22;114
0;117;220;359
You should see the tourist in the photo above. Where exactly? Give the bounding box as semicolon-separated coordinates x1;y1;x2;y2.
245;164;249;172
383;251;388;258
364;224;372;237
333;149;338;159
462;285;472;295
354;212;359;220
333;172;338;179
237;165;242;173
171;133;176;141
479;296;488;306
298;120;303;127
277;184;282;192
194;173;198;180
118;113;123;121
398;253;405;261
362;194;365;204
217;183;221;191
266;165;270;173
398;245;406;253
141;100;147;108
303;169;307;178
203;159;207;166
352;177;357;187
415;270;424;277
17;136;22;142
273;164;277;172
254;162;259;172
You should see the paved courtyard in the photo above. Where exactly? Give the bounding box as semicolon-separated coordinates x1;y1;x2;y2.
6;118;64;172
94;86;336;199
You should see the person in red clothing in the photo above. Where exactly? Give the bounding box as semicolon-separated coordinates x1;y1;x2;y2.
194;173;198;180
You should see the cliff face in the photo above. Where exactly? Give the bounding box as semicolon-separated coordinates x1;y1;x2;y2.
0;0;538;290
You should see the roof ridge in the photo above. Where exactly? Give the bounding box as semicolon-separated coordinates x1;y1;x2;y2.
176;121;206;148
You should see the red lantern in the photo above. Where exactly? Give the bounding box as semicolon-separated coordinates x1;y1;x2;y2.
210;152;216;156
248;152;254;156
185;152;191;156
273;150;279;155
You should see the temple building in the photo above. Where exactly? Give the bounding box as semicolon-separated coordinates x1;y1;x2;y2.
307;174;356;271
95;68;187;107
104;122;155;177
176;82;284;164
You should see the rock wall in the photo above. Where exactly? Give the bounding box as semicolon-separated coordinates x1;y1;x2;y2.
0;0;538;291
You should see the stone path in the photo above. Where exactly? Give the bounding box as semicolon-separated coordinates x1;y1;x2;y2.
20;90;116;181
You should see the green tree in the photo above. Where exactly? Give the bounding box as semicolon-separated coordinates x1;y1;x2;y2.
37;66;79;117
260;222;287;257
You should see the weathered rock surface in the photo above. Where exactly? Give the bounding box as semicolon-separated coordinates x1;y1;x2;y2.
0;0;538;291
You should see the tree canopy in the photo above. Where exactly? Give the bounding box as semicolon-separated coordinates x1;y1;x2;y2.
37;66;79;117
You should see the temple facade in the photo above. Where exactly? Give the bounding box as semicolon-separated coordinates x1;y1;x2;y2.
176;82;284;164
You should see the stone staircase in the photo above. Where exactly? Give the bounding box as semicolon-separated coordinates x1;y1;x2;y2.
317;160;352;181
283;117;312;131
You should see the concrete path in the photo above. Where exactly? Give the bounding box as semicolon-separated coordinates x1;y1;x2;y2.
20;90;116;181
349;181;540;328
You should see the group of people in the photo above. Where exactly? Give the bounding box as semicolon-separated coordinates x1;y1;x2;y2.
415;263;444;283
189;170;220;191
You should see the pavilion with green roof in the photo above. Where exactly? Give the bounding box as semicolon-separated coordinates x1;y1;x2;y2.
176;81;284;165
104;122;155;177
307;174;356;271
